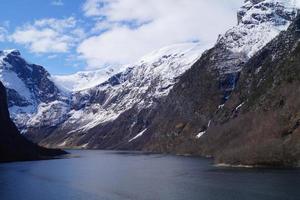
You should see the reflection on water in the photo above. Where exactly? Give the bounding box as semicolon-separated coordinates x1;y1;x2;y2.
0;150;300;200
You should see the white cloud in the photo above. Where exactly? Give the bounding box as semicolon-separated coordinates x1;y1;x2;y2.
51;0;64;6
79;0;243;69
0;27;7;42
10;17;85;53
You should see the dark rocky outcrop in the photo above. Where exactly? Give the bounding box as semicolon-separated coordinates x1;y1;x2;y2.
0;81;66;163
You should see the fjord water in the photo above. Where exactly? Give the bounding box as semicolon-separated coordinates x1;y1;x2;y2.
0;151;300;200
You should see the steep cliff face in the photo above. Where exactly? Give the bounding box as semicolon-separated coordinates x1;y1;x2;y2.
197;16;300;167
142;0;297;155
0;81;65;163
0;49;69;134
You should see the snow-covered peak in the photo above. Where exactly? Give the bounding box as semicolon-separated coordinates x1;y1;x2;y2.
96;42;208;93
53;68;116;92
0;49;21;57
65;42;207;132
138;43;205;64
238;0;296;25
218;0;297;64
54;43;207;92
0;49;64;131
127;42;208;96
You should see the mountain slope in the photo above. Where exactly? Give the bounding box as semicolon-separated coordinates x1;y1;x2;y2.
40;0;297;150
198;16;300;167
37;43;208;149
143;0;298;155
0;81;65;162
0;49;68;133
52;68;116;92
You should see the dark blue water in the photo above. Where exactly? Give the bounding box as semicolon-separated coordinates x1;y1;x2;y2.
0;150;300;200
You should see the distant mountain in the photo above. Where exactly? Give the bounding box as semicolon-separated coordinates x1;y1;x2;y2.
0;42;207;148
0;81;65;162
0;49;68;134
53;68;117;91
37;43;208;149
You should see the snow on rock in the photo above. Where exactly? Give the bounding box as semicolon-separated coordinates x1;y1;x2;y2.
196;131;206;139
129;129;148;142
52;68;117;92
217;0;297;74
0;50;68;132
28;101;69;127
0;41;208;139
235;102;245;111
0;70;33;102
59;42;208;132
1;0;299;146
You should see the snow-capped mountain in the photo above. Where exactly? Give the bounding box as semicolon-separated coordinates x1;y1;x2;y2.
52;68;117;92
1;0;299;152
137;0;300;154
72;43;205;128
0;49;67;132
216;0;297;74
0;42;207;147
36;42;208;148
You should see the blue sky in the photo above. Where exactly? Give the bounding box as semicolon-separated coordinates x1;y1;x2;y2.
0;0;242;75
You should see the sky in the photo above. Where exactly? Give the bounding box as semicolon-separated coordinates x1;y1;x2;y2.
0;0;242;75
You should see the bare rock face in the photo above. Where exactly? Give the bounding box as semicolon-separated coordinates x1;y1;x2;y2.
0;81;66;163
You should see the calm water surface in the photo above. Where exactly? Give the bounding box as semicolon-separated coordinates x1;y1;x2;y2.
0;150;300;200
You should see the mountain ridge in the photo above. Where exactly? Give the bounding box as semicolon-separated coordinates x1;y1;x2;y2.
1;0;300;167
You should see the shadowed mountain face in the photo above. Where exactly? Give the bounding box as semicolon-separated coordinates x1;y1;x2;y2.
144;16;300;167
0;81;66;163
197;16;300;167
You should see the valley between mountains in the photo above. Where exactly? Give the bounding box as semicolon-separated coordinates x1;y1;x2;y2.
1;0;300;167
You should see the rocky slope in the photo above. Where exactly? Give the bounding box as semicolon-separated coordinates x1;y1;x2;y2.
142;0;297;153
0;81;65;163
197;15;300;167
143;0;300;167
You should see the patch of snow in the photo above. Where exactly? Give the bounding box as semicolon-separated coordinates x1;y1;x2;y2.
235;102;245;111
255;66;263;74
81;143;89;148
218;104;225;109
0;70;32;101
208;120;212;128
58;141;67;147
196;131;206;139
129;129;147;142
